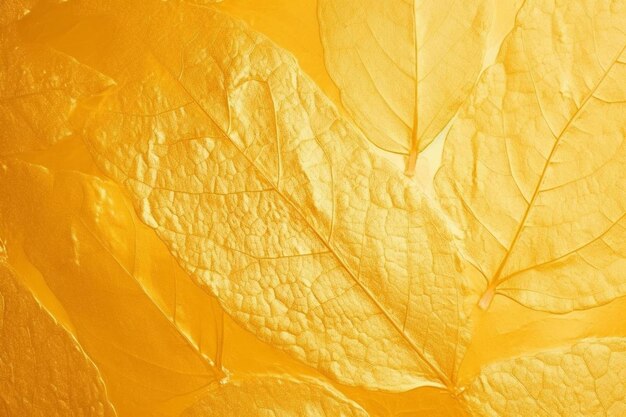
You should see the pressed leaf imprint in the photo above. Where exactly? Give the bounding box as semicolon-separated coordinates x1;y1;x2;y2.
436;0;626;312
66;0;472;391
318;0;491;174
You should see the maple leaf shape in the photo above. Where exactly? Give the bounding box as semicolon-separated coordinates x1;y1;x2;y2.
0;262;116;417
318;0;491;174
435;0;626;312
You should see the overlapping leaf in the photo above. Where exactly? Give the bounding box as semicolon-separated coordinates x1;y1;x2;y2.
464;338;626;417
318;0;491;174
214;0;340;105
0;262;116;417
1;0;626;415
46;0;475;391
0;160;220;416
0;1;113;156
436;0;626;312
182;375;368;417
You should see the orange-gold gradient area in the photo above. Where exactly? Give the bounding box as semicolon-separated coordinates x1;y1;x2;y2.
1;0;625;416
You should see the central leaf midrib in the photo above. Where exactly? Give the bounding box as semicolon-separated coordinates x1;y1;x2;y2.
148;45;452;388
487;41;626;291
405;0;421;175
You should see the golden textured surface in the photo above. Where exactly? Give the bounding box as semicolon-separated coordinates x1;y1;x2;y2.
0;263;115;417
1;0;625;416
436;0;626;312
464;338;626;416
318;0;490;173
182;376;368;417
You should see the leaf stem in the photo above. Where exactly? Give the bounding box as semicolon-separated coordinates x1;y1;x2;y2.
154;46;452;391
405;0;420;177
405;138;419;176
478;284;496;310
211;298;225;377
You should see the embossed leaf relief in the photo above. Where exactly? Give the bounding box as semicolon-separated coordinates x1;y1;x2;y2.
1;0;625;416
435;0;626;312
182;376;369;417
0;3;114;156
0;263;116;417
318;0;491;174
62;0;473;391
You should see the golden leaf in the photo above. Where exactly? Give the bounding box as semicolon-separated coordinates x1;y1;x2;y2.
318;0;491;174
464;338;626;417
435;0;626;312
58;0;471;391
0;1;113;156
0;159;221;416
0;156;388;416
211;0;342;108
1;0;626;415
0;262;116;417
182;375;368;417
